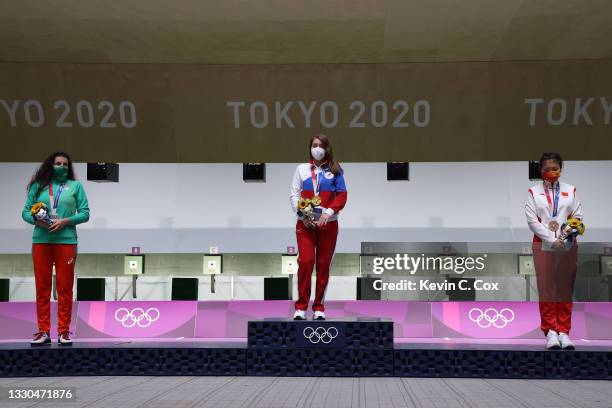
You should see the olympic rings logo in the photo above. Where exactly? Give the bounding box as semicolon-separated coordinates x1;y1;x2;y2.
468;307;515;329
303;326;338;344
114;307;160;328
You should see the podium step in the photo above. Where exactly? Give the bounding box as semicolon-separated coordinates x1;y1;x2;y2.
247;318;393;349
247;348;394;376
247;318;394;376
1;339;610;379
247;318;393;376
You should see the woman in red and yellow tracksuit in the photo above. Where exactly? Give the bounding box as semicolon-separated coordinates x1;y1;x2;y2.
525;152;582;350
22;152;90;346
290;134;347;320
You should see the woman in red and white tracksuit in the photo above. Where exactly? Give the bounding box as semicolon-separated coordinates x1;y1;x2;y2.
290;134;347;320
525;152;582;350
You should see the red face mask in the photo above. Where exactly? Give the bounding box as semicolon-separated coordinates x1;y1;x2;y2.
542;170;560;183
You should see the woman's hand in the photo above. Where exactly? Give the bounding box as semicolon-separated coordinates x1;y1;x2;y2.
34;220;50;228
316;213;330;227
552;239;565;251
49;218;70;233
302;217;316;229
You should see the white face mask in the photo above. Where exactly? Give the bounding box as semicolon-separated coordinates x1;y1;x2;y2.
311;146;326;161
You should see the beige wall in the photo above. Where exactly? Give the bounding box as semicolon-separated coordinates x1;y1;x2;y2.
2;1;611;64
1;60;612;163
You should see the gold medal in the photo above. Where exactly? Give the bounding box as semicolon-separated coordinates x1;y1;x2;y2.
310;196;321;206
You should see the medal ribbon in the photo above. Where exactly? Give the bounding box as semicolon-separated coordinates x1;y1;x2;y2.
310;161;322;197
543;181;560;217
48;183;65;217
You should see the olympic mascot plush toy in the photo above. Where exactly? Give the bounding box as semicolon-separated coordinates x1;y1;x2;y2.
559;218;585;242
297;196;321;223
31;202;53;225
297;198;314;222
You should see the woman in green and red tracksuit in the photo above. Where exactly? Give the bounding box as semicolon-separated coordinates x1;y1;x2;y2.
22;152;90;346
290;134;347;320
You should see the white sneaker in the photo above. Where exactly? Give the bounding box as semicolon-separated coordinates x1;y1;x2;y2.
546;330;561;350
313;311;326;320
293;310;306;320
58;332;73;346
558;332;575;350
30;332;51;347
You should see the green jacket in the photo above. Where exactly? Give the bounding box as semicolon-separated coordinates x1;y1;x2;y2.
22;180;90;244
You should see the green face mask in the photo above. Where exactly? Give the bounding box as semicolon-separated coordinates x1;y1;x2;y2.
52;165;69;182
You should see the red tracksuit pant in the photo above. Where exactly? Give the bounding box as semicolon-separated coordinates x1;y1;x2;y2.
295;219;338;312
533;241;577;335
32;243;77;334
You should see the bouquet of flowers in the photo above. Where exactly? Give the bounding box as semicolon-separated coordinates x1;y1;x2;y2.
297;196;321;223
31;202;53;225
558;218;585;242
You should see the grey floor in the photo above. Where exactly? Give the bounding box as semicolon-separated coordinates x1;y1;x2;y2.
0;376;611;408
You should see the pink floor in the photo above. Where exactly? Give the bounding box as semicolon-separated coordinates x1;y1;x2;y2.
3;337;612;347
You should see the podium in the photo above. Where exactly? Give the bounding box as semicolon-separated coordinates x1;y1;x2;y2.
247;318;394;376
1;315;610;379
